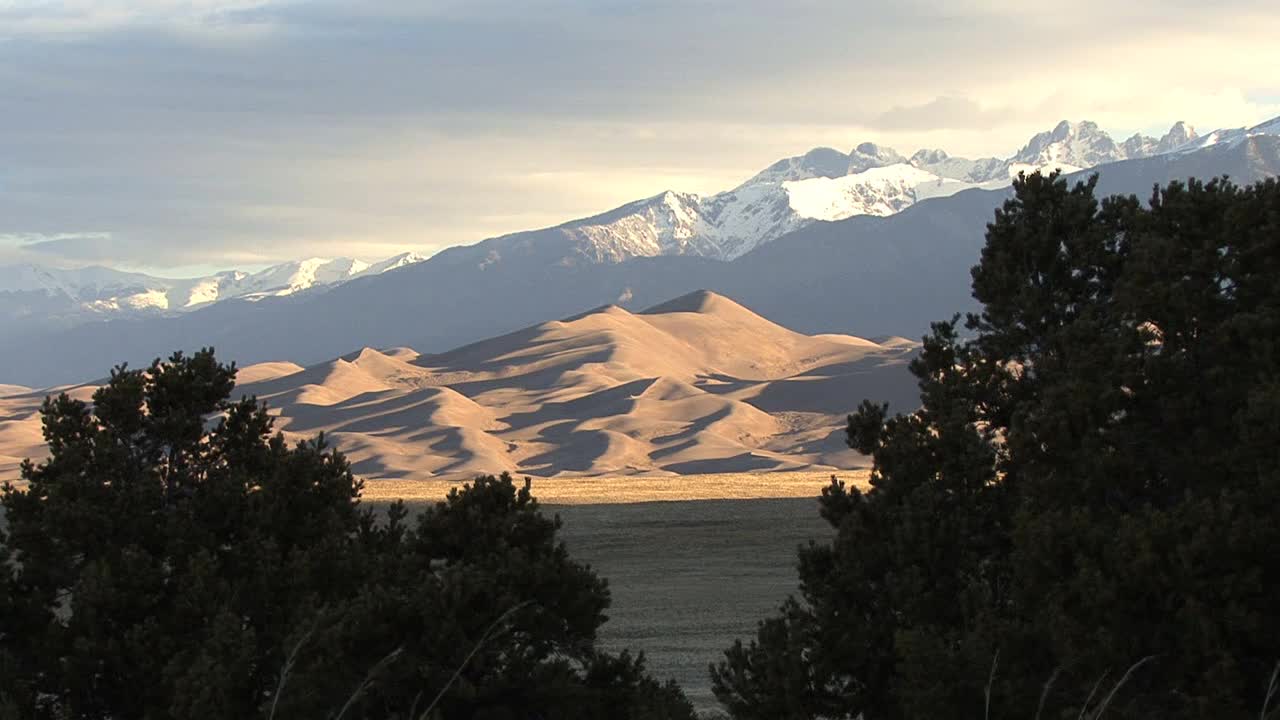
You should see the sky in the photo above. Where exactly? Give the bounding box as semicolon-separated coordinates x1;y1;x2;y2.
2;0;1279;277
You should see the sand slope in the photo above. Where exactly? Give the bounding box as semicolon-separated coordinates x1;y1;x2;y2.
0;290;919;484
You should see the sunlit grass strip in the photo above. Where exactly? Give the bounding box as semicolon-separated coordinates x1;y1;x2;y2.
358;470;872;504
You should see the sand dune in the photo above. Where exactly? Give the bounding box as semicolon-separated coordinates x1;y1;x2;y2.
233;361;304;385
0;383;99;481
0;290;919;486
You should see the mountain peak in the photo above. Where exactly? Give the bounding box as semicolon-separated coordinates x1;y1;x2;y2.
1157;121;1198;152
848;142;905;172
1012;119;1122;170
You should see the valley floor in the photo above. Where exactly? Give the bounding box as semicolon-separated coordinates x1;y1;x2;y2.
512;497;837;714
386;476;850;713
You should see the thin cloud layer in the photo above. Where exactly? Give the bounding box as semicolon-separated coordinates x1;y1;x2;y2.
2;0;1278;273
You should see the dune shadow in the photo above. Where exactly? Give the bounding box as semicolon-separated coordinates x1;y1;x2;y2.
662;453;781;474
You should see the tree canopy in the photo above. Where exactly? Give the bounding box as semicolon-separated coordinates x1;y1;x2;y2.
712;173;1280;719
0;350;695;720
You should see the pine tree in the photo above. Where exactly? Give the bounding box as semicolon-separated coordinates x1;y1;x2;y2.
712;174;1280;719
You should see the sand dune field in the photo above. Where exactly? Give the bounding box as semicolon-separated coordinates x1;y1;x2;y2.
0;291;916;488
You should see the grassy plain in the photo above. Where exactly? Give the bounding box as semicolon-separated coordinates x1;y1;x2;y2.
385;471;860;714
554;497;833;714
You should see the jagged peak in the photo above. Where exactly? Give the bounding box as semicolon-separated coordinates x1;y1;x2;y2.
1158;120;1198;150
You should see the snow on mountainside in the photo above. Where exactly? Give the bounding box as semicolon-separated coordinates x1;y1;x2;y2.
908;149;1007;183
359;251;429;277
0;252;428;327
783;164;979;221
1170;116;1280;154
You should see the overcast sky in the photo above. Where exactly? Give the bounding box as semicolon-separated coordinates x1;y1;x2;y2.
3;0;1279;276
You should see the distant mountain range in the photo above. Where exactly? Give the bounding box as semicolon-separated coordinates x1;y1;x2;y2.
0;252;427;333
6;117;1272;332
452;118;1233;266
2;116;1279;387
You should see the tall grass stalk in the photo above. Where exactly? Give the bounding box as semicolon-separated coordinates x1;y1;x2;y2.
417;600;535;720
1077;670;1110;720
334;646;405;720
1262;660;1280;720
985;650;1000;720
1034;667;1061;720
268;620;317;720
1092;656;1155;719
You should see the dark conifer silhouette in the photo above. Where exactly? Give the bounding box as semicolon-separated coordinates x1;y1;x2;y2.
712;173;1280;719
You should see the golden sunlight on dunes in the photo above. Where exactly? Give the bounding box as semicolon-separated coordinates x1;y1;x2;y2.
0;291;919;486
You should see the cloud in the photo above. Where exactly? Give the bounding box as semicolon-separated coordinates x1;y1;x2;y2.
0;1;281;38
0;0;1278;272
875;97;1015;132
0;232;116;264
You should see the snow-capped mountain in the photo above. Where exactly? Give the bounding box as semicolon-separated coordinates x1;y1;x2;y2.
0;251;428;328
1120;121;1198;157
476;117;1269;267
1008;120;1124;173
1007;120;1205;176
